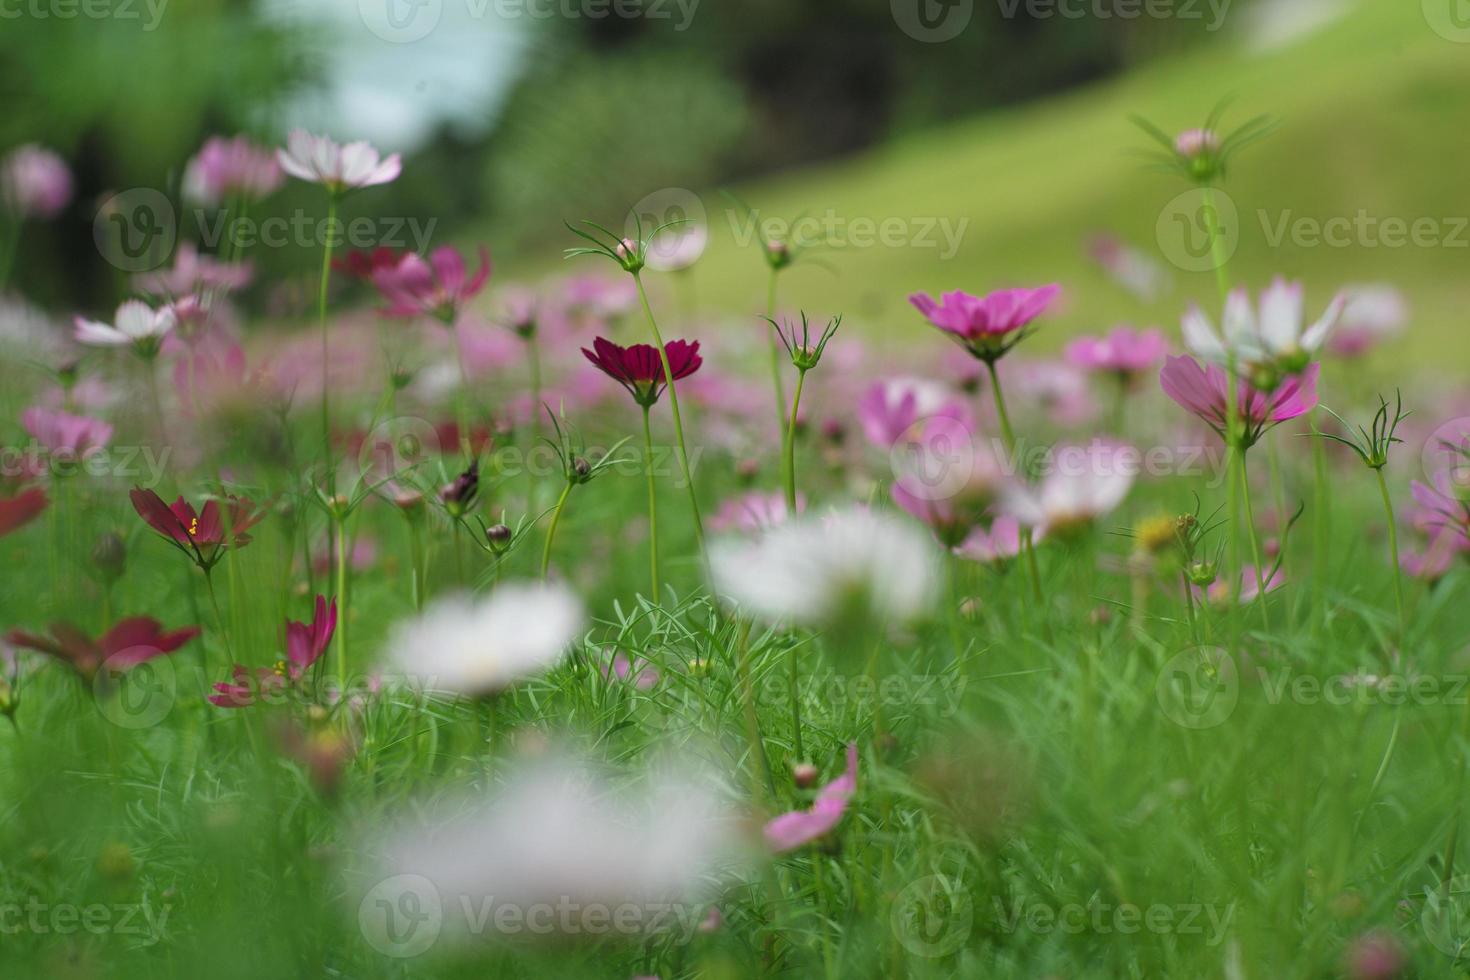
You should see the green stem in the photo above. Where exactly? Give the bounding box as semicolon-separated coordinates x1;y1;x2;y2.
1310;410;1329;639
334;515;349;691
318;194;339;489
765;268;787;441
541;481;572;579
783;369;807;512
987;360;1042;604
1237;449;1271;632
641;404;660;599
202;568;234;664
633;272;705;554
1181;570;1202;646
1374;467;1406;644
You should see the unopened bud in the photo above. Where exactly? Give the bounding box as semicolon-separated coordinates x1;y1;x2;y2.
485;523;512;551
792;762;819;789
572;457;592;480
91;532;127;583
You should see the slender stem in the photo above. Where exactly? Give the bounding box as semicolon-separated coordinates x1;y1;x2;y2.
1237;449;1271;632
735;618;776;801
1181;570;1202;646
984;360;1015;453
1375;467;1406;644
633;273;705;553
765;268;787;442
0;218;21;292
202;568;234;664
334;515;349;690
641;404;660;599
541;481;572;579
783;369;807;512
1310;410;1329;639
788;643;804;761
318;194;339;489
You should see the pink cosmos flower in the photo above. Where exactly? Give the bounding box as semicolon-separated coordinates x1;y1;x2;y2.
710;492;801;534
74;300;176;354
7;618;199;679
130;487;267;569
134;243;253;298
1328;285;1408;358
764;743;859;852
209;596;337;708
183;135;284;205
857;378;973;450
1001;441;1135;536
600;650;660;690
21;407;113;460
1408;474;1470;550
0;487;47;538
374;246;492;324
954;515;1032;564
1199;565;1285;605
1159;354;1318;448
582;337;702;408
909;284;1061;361
1065;326;1168;378
1400;530;1463;582
1;144;72;219
276;130;401;193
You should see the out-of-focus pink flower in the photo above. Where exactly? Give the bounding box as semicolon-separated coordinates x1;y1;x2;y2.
1174;128;1220;158
1400;529;1462;582
135;243;253;298
764;743;859;852
333;247;403;281
1341;931;1404;980
0;487;47;538
955;515;1032;563
562;275;638;319
1201;565;1284;605
910;285;1060;361
1087;234;1168;302
1159;354;1318;447
857;378;972;450
183;135;283;206
600;650;659;690
1001;441;1135;536
1;144;72;219
1409;474;1470;550
1065;326;1168;378
1328;284;1408;358
374;246;491;324
74;300;176;355
7;618;198;679
311;535;378;576
21;406;113;459
276;130;401;192
1006;358;1096;427
892;433;1005;548
710;492;801;534
645;223;707;272
172;341;267;417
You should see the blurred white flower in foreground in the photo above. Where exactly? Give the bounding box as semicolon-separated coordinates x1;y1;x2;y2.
385;583;583;696
710;506;941;626
1002;441;1135;536
363;753;746;944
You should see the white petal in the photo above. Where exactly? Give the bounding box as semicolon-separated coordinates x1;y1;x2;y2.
1300;292;1346;352
1221;288;1260;358
1181;305;1226;362
73;318;128;346
1258;278;1303;354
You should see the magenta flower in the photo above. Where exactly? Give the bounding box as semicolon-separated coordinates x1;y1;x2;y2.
1400;531;1462;583
209;595;337;708
909;284;1060;362
1199;565;1285;605
764;743;859;852
1159;354;1318;448
856;378;972;450
333;247;404;282
954;515;1031;564
130;487;267;570
581;337;702;408
183;135;284;206
276;130;401;193
134;243;253;298
710;491;801;534
1408;474;1470;550
1064;326;1168;378
1174;128;1220;159
0;487;47;538
21;407;113;460
374;246;492;324
7;618;199;679
1;144;72;219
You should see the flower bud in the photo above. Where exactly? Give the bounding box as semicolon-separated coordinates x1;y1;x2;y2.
1187;560;1217;587
820;418;846;445
485;523;512;551
440;462;480;517
764;239;791;270
91;531;127;584
572;457;592;480
792;762;819;789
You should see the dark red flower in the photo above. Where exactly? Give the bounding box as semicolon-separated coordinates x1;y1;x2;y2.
581;336;702;407
0;487;47;538
7;618;199;678
209;595;336;708
332;247;403;282
130;488;266;569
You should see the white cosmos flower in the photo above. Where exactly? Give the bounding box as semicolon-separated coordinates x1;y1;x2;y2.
1181;278;1343;368
710;506;941;626
1002;441;1135;534
276;129;401;192
364;752;744;944
73;299;176;351
385;583;583;696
